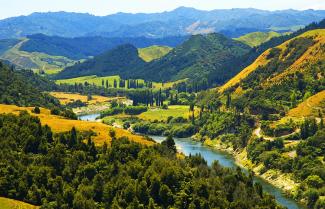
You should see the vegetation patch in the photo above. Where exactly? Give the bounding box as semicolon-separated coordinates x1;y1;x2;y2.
0;104;151;145
138;105;197;122
49;92;121;105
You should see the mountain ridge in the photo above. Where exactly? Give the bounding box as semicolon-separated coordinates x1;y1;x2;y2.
1;7;325;39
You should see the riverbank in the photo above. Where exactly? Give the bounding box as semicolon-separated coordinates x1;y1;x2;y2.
203;138;303;206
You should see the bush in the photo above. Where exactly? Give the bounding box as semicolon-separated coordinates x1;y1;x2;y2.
50;107;60;115
32;106;41;114
100;107;124;118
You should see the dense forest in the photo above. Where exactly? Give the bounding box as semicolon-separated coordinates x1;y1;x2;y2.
0;112;283;209
0;63;59;107
56;44;146;79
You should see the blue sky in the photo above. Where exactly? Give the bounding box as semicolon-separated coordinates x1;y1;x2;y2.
1;0;325;19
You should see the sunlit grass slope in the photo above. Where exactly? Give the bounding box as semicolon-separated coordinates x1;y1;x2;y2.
235;31;281;47
288;90;325;118
220;29;325;93
0;197;39;209
0;104;153;146
49;92;121;105
138;105;198;122
138;45;172;62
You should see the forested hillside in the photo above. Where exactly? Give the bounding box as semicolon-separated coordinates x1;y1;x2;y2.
56;33;251;84
56;44;146;79
0;112;283;208
133;33;251;84
0;62;59;107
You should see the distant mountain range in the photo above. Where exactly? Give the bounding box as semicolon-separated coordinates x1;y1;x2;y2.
19;34;187;60
1;7;325;39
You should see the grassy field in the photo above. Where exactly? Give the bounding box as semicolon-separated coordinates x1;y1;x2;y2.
56;75;186;90
0;197;38;209
138;45;172;62
56;75;125;87
235;31;281;47
1;39;77;74
0;104;153;146
138;105;198;122
49;92;123;105
288;90;325;118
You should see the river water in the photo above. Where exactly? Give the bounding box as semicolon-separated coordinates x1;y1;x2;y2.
80;113;304;209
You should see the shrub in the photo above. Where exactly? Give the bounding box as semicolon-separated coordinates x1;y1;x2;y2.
32;106;41;114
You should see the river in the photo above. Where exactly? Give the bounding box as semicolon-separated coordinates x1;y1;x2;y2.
80;113;304;209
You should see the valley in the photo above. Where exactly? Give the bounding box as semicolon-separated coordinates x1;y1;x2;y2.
0;4;324;209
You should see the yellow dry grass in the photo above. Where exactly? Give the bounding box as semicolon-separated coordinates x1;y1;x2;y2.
0;197;39;209
288;90;325;117
265;29;325;86
0;104;153;146
49;92;122;105
219;49;271;93
219;29;325;93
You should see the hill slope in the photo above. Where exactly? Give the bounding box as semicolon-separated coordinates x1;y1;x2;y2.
235;31;281;47
0;62;59;107
221;29;325;114
138;45;172;62
0;38;77;72
1;8;325;39
133;33;251;83
56;44;146;79
0;197;38;209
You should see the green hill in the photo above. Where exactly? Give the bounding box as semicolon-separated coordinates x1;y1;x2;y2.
235;31;281;47
56;44;146;79
0;62;59;107
138;45;172;62
133;33;251;83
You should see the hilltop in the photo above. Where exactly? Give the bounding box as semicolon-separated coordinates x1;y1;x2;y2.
138;45;172;62
56;44;146;79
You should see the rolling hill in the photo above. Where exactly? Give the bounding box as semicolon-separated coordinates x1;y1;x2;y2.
1;8;325;39
0;38;77;73
56;44;146;79
138;45;172;62
133;33;251;83
235;31;281;47
19;34;187;60
220;29;325;114
56;33;251;84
